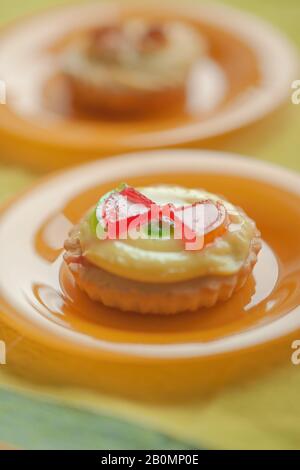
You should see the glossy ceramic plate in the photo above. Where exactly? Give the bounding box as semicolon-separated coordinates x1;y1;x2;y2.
0;1;298;171
0;150;299;400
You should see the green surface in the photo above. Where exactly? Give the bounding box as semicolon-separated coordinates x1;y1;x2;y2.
0;166;33;201
0;388;189;450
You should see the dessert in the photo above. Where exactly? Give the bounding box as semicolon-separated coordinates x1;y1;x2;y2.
61;19;206;115
64;184;261;315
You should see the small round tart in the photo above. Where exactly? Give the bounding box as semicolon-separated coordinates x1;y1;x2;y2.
61;19;206;115
64;185;261;314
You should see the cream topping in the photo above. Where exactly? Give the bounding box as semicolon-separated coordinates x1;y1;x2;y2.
78;186;257;283
62;20;206;91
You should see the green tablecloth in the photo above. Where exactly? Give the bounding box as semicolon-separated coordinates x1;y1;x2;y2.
0;0;300;450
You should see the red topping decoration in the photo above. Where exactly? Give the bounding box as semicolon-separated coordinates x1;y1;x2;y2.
96;185;228;250
119;185;154;208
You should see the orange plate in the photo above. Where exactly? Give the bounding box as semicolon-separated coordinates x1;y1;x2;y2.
0;1;298;171
0;150;300;402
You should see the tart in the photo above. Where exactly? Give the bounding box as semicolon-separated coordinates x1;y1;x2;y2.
64;184;261;315
61;19;206;115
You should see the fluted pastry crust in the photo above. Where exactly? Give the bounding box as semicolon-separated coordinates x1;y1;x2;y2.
64;227;261;314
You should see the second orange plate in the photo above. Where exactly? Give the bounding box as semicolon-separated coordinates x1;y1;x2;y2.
0;1;298;170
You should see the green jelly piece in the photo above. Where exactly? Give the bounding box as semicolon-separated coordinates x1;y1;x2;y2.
146;218;174;239
89;208;99;235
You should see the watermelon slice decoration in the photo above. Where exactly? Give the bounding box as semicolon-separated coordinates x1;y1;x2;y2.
95;184;152;238
174;200;228;250
94;184;228;249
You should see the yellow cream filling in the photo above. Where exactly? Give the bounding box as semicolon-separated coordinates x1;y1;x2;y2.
79;186;256;283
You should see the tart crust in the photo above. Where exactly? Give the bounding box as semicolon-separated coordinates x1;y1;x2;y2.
66;75;186;116
64;225;261;315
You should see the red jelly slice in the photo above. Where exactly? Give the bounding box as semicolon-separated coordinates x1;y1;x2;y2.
96;186;151;237
119;185;154;208
174;200;228;250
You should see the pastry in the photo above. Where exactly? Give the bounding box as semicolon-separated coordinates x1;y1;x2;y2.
61;19;206;115
64;184;261;314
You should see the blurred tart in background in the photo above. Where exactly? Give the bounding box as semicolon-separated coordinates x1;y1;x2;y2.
64;184;261;314
61;19;206;116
